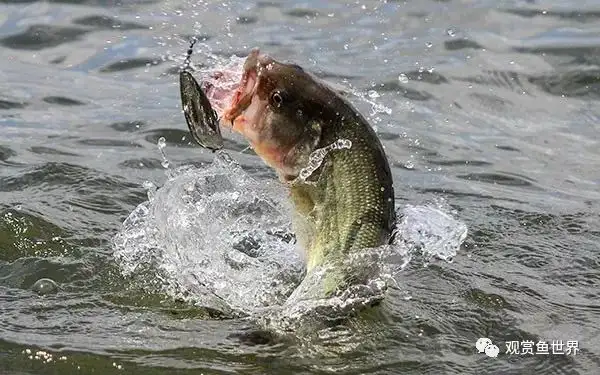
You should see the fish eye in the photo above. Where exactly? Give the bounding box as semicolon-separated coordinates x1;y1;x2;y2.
270;90;284;107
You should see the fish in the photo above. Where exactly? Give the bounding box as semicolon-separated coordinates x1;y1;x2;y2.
180;48;396;297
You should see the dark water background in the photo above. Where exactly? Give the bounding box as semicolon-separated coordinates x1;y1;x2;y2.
1;0;599;374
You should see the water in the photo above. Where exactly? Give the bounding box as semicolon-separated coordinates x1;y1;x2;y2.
1;0;599;374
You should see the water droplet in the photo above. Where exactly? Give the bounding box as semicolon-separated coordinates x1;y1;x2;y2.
142;181;156;190
398;73;409;83
295;139;352;182
334;139;353;149
157;137;166;150
368;90;380;98
31;278;58;295
157;137;171;169
143;180;157;201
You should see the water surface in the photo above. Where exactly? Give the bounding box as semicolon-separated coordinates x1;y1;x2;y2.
1;0;599;374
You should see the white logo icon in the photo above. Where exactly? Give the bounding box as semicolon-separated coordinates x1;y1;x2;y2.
476;337;499;358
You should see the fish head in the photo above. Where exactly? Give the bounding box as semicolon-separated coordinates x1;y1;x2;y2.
222;48;336;179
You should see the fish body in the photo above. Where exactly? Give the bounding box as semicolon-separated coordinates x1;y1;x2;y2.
181;49;395;296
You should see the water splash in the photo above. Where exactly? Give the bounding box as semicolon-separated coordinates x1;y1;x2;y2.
295;138;353;183
142;180;157;202
157;136;170;169
367;90;380;99
113;152;305;313
398;73;409;84
113;146;467;327
396;201;468;264
261;243;411;333
359;91;393;117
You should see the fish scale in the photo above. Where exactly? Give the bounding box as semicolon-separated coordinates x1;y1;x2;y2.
290;116;395;295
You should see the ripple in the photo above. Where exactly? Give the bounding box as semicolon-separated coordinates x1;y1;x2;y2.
510;245;552;269
236;15;258;25
77;139;142;147
503;8;600;22
515;45;600;67
463;288;515;311
469;92;512;109
418;188;525;203
428;159;492;167
528;70;600;99
29;146;79;157
0;145;16;162
0;99;27;110
444;38;484;51
257;1;281;8
69;195;125;215
0;25;89;50
284;8;319;18
42;96;86;106
0;209;75;261
109;120;146;132
455;70;528;94
0;0;160;4
118;158;165;169
312;70;358;80
49;55;66;64
72;15;148;30
0;257;82;288
404;70;448;85
0;162;138;193
495;145;520;152
99;58;161;73
377;82;433;101
458;172;538;187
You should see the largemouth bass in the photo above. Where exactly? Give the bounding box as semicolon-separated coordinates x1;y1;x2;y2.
180;49;396;296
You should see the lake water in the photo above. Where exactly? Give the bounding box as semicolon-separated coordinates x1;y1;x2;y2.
1;0;599;374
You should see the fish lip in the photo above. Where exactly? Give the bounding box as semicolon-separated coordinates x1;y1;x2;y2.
222;69;257;124
222;48;272;125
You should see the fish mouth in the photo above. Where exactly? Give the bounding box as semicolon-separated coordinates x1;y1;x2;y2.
222;48;271;131
219;49;291;173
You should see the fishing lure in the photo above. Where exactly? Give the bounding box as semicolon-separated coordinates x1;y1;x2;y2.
179;38;224;151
